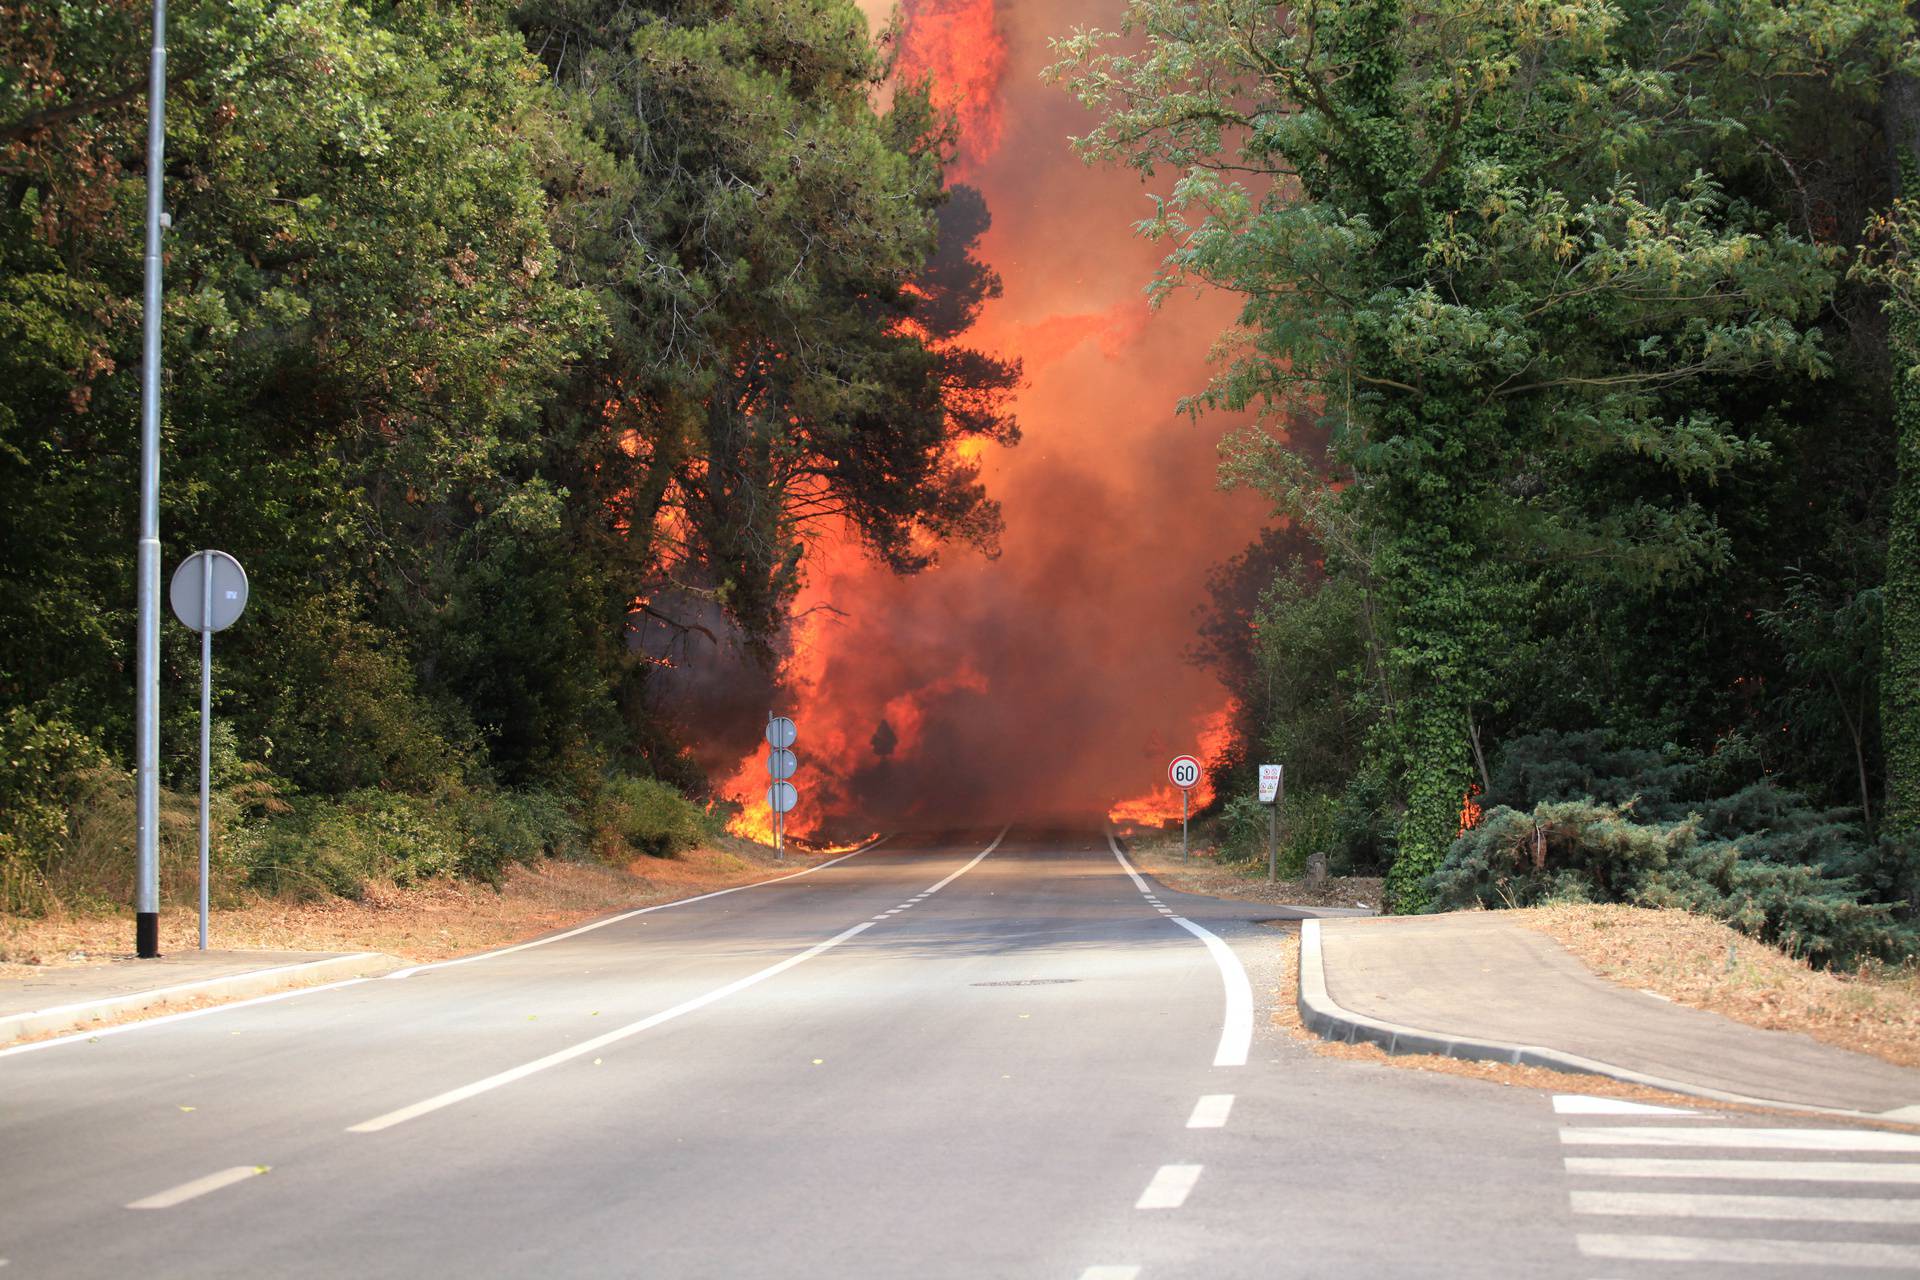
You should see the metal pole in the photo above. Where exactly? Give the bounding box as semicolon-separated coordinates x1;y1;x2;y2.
198;554;211;951
1181;788;1189;860
1267;794;1277;883
134;0;169;960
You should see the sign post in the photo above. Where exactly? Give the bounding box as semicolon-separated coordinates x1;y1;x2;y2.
1258;764;1284;882
765;715;797;858
1168;754;1201;860
168;550;248;951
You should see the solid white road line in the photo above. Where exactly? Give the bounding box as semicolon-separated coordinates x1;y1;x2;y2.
1106;829;1254;1068
0;978;373;1060
1561;1127;1920;1152
1172;917;1253;1068
1187;1094;1235;1128
349;829;1006;1134
1576;1234;1920;1268
127;1166;266;1210
351;922;875;1133
1553;1094;1700;1117
1078;1268;1141;1280
1566;1157;1920;1183
1570;1189;1920;1224
1136;1164;1203;1210
384;835;891;980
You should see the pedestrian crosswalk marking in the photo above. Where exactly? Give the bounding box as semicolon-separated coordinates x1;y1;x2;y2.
1555;1096;1920;1274
1570;1189;1920;1223
1567;1156;1920;1184
1576;1234;1920;1268
1560;1126;1920;1152
1553;1094;1701;1117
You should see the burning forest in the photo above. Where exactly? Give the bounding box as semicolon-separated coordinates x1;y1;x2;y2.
646;0;1272;840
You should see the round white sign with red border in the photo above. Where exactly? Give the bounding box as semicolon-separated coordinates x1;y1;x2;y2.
1168;755;1202;791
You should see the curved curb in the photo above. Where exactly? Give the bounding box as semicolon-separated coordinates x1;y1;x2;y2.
0;952;396;1047
1295;918;1907;1123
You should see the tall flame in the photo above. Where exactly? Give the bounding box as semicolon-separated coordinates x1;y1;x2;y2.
894;0;1008;169
698;0;1269;844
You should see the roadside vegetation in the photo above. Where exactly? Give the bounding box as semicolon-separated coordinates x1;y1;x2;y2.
0;0;1014;924
1055;0;1920;967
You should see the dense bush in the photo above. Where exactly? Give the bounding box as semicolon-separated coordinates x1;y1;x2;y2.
595;775;711;859
1426;797;1917;970
1215;789;1339;879
0;706;108;912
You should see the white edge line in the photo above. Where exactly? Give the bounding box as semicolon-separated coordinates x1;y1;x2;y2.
1107;827;1252;1068
349;827;1005;1134
0;978;371;1060
385;833;890;979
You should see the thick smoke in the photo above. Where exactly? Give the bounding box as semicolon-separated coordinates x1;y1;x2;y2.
697;0;1271;838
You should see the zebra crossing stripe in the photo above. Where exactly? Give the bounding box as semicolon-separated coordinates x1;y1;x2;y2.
1576;1234;1920;1268
1571;1189;1920;1224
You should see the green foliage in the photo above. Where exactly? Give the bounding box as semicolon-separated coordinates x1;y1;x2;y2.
1215;788;1341;880
595;775;712;860
1054;0;1916;911
0;0;1014;916
0;706;108;911
1427;798;1916;970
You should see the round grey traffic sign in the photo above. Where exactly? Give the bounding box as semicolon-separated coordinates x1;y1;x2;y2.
767;780;798;814
768;747;797;781
168;551;249;633
765;716;797;750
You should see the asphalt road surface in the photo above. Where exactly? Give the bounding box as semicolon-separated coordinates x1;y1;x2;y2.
5;825;1918;1278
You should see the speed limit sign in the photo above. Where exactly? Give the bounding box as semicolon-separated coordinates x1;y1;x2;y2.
1168;755;1201;791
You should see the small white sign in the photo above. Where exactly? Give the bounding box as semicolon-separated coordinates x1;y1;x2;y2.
1168;755;1201;791
1258;764;1282;805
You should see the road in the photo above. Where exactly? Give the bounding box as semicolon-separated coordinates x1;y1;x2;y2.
4;825;1918;1277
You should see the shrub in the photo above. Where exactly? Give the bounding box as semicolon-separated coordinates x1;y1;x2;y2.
0;707;108;913
1425;799;1917;969
245;790;460;900
596;775;709;859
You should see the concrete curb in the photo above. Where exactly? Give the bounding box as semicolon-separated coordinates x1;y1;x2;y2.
0;952;397;1047
1295;918;1906;1122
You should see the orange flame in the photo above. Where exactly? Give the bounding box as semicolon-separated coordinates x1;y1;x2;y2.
895;0;1007;169
1458;784;1484;836
1106;702;1236;830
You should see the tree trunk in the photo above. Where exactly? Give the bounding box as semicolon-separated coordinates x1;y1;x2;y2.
1883;58;1920;857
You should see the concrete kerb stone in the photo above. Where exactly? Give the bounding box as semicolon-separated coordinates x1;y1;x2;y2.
1294;917;1904;1122
0;951;397;1046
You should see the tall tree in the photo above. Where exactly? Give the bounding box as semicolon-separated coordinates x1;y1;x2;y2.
1054;0;1910;908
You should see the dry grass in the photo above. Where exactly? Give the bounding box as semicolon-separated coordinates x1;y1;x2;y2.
1268;929;1919;1127
0;838;820;977
1126;833;1383;911
1512;902;1920;1070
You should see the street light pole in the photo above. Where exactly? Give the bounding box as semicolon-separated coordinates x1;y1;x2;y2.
133;0;169;959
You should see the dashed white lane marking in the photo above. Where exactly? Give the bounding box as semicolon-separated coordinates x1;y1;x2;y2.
1078;1268;1140;1279
1136;1164;1203;1209
1576;1234;1920;1267
1566;1157;1920;1183
349;828;1007;1134
1187;1094;1234;1128
1106;829;1253;1068
1570;1190;1920;1224
1561;1127;1920;1152
1553;1094;1701;1117
385;835;890;980
127;1165;266;1209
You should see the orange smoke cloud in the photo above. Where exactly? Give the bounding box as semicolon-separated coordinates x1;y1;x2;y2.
694;0;1270;843
894;0;1008;168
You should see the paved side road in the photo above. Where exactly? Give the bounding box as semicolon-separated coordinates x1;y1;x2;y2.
1;825;1908;1278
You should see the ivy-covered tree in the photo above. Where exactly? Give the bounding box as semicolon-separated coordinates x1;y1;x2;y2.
1053;0;1912;909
